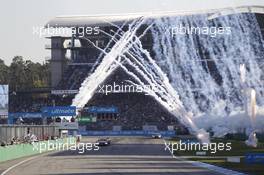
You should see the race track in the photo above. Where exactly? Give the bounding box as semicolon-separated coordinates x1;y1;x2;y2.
0;137;222;175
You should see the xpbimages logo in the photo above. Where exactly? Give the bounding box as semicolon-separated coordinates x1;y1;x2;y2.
32;24;100;38
97;81;164;95
170;25;231;37
32;139;99;154
164;140;232;154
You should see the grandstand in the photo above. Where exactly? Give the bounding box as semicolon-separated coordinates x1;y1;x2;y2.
38;14;181;132
7;7;264;133
5;14;182;131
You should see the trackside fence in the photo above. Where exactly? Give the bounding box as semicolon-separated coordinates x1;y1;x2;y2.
0;125;59;145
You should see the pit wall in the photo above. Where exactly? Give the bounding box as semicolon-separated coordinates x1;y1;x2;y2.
78;130;176;137
0;137;75;162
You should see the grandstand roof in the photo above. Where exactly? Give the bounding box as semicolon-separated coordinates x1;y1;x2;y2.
45;15;139;28
45;6;264;28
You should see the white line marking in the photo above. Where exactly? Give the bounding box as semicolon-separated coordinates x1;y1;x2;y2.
1;156;38;175
162;139;247;175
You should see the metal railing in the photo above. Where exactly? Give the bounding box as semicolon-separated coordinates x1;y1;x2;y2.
0;125;59;145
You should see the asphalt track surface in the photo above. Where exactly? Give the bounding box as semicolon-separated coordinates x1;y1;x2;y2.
0;137;223;175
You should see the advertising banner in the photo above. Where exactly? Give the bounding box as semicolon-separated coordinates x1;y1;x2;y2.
9;113;43;118
78;130;176;137
51;90;78;95
0;85;8;116
41;106;76;116
84;106;118;113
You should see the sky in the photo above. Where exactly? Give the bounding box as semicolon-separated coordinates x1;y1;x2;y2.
0;0;264;65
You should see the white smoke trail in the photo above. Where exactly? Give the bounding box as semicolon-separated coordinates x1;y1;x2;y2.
72;12;264;143
72;16;210;143
150;13;264;136
72;17;146;109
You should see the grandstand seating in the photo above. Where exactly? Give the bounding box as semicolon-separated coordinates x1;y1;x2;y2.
8;32;181;130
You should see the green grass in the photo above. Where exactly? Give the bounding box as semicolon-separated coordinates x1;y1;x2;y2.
189;157;264;175
168;137;264;175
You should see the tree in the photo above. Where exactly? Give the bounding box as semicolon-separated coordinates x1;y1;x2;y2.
9;56;27;90
1;56;51;91
0;59;9;84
